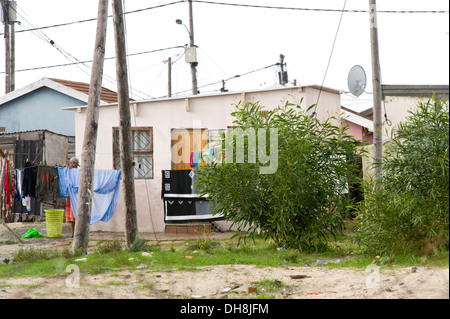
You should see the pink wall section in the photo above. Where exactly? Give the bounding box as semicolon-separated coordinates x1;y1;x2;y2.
344;119;373;144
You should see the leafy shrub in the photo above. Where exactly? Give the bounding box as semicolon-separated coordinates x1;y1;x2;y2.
354;97;449;255
187;237;221;252
196;100;366;251
95;240;123;254
126;237;156;252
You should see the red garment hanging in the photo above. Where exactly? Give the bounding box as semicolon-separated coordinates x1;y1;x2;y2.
3;160;12;208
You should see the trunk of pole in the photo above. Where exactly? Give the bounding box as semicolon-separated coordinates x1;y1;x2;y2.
3;0;11;93
369;0;383;179
168;57;172;97
112;0;138;248
279;54;285;86
188;0;198;95
72;0;109;255
9;15;14;92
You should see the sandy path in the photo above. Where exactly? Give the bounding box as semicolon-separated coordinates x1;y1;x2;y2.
0;264;448;299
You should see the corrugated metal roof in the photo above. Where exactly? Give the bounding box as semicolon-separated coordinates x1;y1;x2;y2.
49;78;119;103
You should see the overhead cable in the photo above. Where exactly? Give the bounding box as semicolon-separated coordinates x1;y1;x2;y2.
4;0;447;36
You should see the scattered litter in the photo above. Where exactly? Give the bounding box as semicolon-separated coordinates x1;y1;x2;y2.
276;247;287;251
246;287;257;294
306;291;337;295
290;274;310;280
229;282;241;290
316;259;327;266
21;228;44;238
221;288;232;294
183;256;193;259
192;295;203;299
74;258;87;262
136;264;147;269
141;252;153;257
129;257;135;261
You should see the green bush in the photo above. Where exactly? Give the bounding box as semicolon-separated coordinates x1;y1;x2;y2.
95;240;123;254
196;100;366;251
354;97;449;255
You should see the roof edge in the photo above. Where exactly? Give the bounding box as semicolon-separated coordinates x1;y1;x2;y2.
0;78;90;106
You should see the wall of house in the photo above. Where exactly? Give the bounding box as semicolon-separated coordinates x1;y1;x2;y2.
343;119;373;144
0;88;80;136
73;86;341;233
382;95;445;139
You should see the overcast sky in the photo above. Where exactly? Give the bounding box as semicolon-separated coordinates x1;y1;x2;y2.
1;0;448;111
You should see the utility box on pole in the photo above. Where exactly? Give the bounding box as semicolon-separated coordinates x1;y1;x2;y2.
1;1;17;23
185;46;197;63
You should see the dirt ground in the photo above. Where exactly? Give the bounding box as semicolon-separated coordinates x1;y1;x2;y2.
0;222;448;299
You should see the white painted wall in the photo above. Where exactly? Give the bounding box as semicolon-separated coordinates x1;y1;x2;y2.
382;95;433;139
71;86;341;233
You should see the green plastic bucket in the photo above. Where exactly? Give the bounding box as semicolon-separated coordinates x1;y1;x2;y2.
44;209;64;238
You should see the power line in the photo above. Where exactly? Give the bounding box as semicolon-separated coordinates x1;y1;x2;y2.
2;1;185;35
158;62;279;98
192;1;449;14
0;45;186;74
314;0;347;117
4;0;447;36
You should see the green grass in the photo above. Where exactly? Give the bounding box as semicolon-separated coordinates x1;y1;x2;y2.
0;235;447;279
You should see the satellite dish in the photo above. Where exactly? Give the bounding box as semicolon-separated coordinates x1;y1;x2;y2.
347;65;367;97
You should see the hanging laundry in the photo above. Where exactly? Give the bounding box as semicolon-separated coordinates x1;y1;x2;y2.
22;196;31;212
15;169;23;202
193;152;201;169
3;160;13;208
57;167;121;225
161;169;195;197
165;199;196;217
36;166;60;203
22;161;38;198
190;152;195;168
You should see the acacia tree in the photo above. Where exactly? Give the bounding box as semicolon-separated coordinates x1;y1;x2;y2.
196;100;367;251
354;97;449;255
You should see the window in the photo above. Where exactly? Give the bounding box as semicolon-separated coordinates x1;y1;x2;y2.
113;127;153;179
171;128;207;170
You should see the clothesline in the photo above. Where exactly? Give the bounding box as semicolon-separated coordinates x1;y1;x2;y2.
3;163;122;225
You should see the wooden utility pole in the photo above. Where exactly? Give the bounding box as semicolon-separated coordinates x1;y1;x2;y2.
188;0;198;95
73;0;109;254
279;54;286;86
112;0;138;248
2;0;15;93
369;0;383;178
168;57;172;97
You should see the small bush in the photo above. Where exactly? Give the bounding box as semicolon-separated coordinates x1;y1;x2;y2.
197;100;367;251
187;237;221;252
95;240;123;254
13;247;60;263
126;237;156;252
354;97;449;255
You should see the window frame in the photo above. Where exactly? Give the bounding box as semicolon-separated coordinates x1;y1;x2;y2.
112;126;154;179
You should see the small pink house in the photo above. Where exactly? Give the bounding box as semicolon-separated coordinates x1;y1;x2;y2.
341;106;373;144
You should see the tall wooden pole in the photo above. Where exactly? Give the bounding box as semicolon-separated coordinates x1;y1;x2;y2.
2;0;10;93
9;10;13;92
168;57;172;97
188;0;198;95
1;0;14;93
112;0;138;248
73;0;109;254
369;0;383;178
